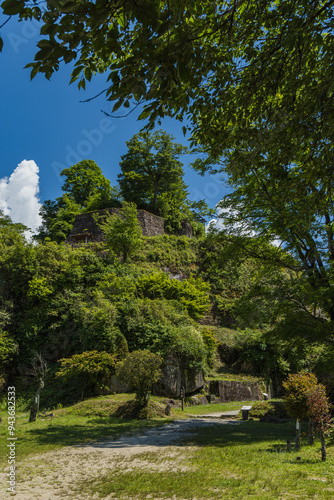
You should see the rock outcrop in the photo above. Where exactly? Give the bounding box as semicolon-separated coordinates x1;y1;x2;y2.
154;352;204;397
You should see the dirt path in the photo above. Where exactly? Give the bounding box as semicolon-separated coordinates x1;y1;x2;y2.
1;418;239;500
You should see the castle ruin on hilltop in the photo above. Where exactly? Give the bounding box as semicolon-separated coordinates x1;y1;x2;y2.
65;208;193;244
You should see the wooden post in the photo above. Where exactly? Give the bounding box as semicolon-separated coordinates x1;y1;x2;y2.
181;386;185;411
295;419;301;450
320;430;327;461
308;417;314;445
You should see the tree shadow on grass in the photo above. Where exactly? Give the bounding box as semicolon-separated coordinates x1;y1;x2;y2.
184;420;297;448
24;417;169;447
23;418;299;452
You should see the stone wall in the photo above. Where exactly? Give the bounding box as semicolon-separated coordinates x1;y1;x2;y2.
136;210;166;236
208;379;262;402
65;208;166;243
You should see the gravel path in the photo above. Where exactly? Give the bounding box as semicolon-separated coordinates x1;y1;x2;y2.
1;418;239;500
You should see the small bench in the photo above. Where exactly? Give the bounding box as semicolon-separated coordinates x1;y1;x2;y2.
241;406;252;420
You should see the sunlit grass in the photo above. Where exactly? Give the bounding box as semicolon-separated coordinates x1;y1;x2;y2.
83;420;334;499
2;393;334;498
173;400;256;416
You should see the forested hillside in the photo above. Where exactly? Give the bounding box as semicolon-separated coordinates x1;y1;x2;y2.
1;204;334;408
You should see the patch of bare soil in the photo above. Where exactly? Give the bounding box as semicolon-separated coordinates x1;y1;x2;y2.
0;418;238;499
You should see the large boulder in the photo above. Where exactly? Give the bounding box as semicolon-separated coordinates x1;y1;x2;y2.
154;352;204;397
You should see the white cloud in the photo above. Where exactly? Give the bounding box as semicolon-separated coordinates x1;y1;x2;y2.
206;206;255;236
0;160;42;239
206;204;281;247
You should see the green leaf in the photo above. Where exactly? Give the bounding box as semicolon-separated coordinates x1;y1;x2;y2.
78;78;86;90
30;64;41;80
1;0;24;15
70;65;84;84
112;99;124;112
178;63;191;84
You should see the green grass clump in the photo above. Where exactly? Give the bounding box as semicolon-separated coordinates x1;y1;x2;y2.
249;400;290;419
114;399;167;419
65;393;134;416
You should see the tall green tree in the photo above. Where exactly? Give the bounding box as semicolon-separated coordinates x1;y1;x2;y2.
211;157;334;327
118;130;213;233
118;130;188;213
60;160;114;207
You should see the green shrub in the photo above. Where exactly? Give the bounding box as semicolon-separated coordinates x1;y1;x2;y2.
249;401;289;419
56;350;116;400
136;272;210;319
116;350;163;407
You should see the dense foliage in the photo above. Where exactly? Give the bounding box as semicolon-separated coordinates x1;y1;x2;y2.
118;130;188;213
98;202;143;262
56;350;116;399
283;372;319;422
283;371;332;458
36;160;122;243
3;0;334;350
2;203;334;406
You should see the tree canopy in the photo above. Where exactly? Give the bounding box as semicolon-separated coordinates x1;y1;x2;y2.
118;130;188;213
2;0;333;160
60;159;114;207
36;160;122;242
118;129;214;233
3;0;334;374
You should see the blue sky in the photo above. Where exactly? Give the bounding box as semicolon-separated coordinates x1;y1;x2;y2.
0;16;229;233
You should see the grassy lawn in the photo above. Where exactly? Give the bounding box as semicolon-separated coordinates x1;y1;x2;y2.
2;393;334;498
0;393;260;467
82;420;334;499
0;394;171;468
174;400;256;416
0;394;282;467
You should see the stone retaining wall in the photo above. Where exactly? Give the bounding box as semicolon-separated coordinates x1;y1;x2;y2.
209;379;262;401
65;208;165;243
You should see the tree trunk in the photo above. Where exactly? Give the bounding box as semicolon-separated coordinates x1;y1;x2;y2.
308;418;314;445
153;186;158;210
320;430;327;461
29;379;44;422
